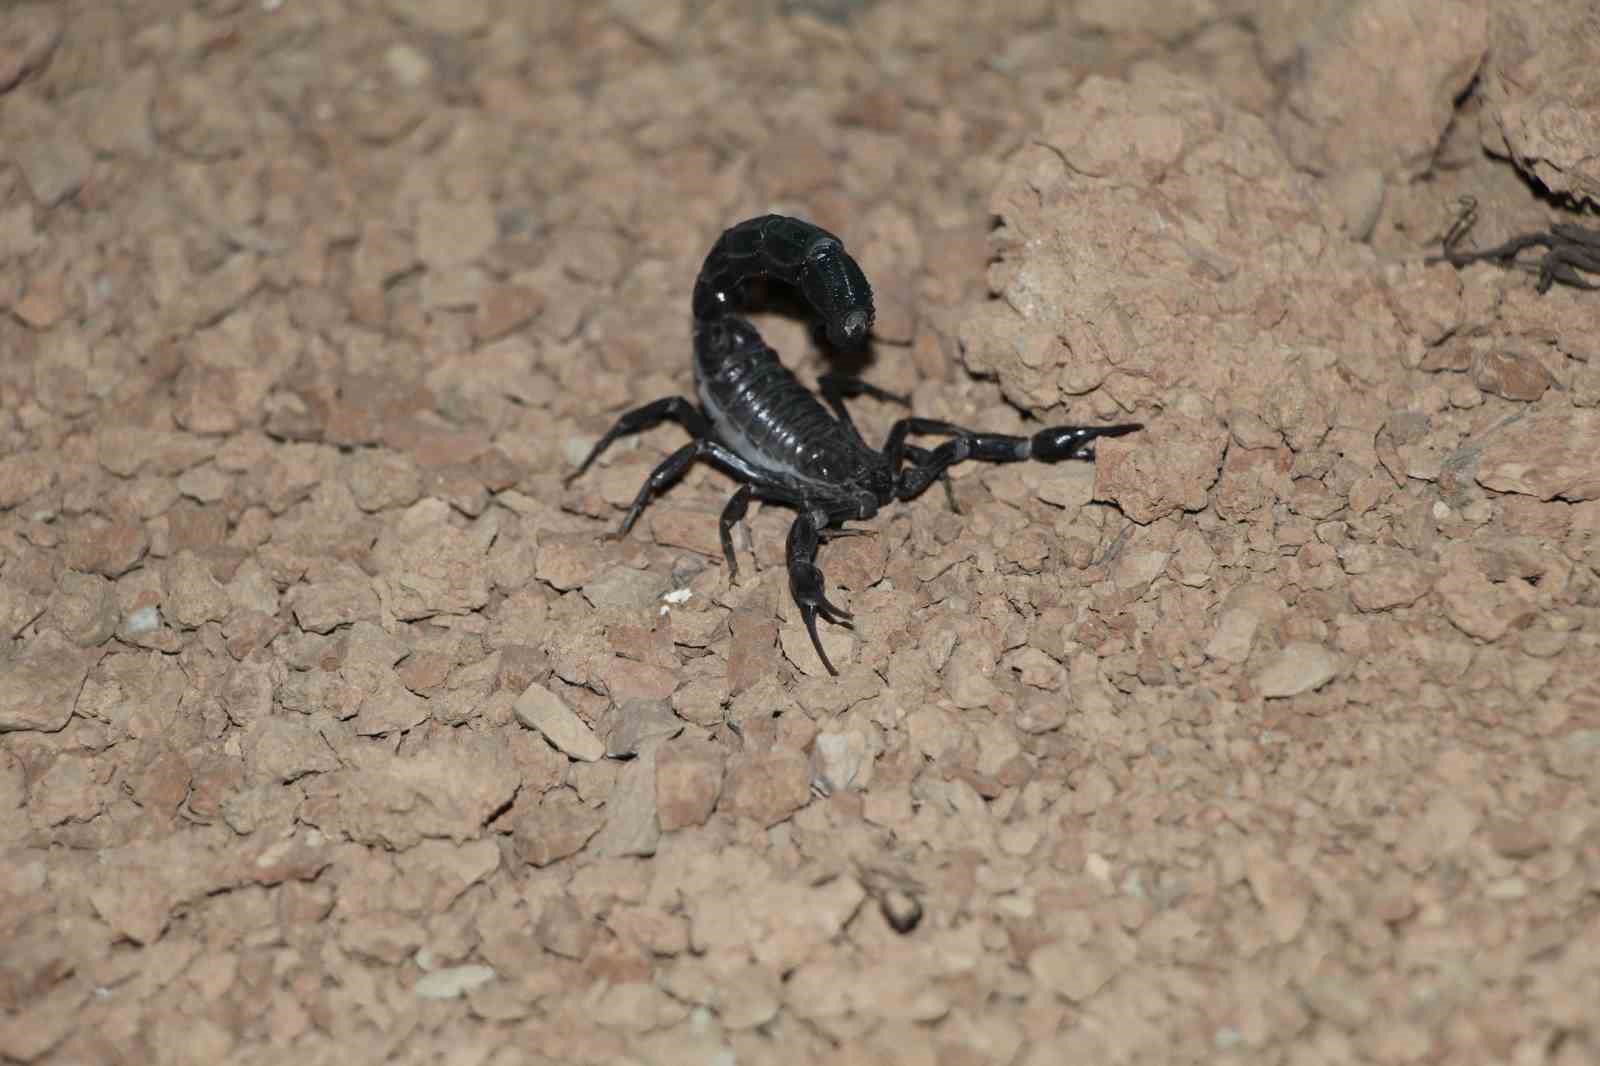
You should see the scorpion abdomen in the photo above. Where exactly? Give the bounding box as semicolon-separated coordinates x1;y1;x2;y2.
694;315;884;494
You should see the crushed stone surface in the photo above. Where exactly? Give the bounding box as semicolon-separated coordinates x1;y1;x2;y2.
3;2;1600;1064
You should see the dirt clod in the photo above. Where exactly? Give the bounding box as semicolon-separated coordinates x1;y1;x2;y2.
514;681;605;763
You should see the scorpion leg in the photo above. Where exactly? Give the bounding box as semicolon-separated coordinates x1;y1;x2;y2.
614;440;706;538
787;509;853;676
566;396;711;486
1433;229;1599;290
1428;206;1600;292
817;372;909;418
1536;246;1600;292
816;372;908;449
1553;222;1600;249
1435;232;1552;270
611;438;775;541
718;484;753;579
900;444;960;514
885;417;1141;501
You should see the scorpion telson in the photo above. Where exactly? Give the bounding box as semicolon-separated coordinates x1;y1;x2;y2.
566;214;1141;675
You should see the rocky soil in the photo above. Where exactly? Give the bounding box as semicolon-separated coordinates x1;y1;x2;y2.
2;1;1598;1064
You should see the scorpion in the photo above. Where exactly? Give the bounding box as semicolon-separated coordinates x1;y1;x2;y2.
566;214;1141;675
1430;196;1600;292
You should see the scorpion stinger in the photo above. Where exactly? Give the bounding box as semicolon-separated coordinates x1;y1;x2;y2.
568;214;1142;675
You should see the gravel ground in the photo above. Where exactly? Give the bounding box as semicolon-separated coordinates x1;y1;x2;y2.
3;2;1599;1064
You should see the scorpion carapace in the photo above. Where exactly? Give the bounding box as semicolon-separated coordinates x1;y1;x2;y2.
567;214;1142;676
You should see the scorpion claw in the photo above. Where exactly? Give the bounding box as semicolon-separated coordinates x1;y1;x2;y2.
817;594;853;623
800;605;840;676
794;568;852;626
819;526;874;541
792;553;851;673
1030;423;1143;462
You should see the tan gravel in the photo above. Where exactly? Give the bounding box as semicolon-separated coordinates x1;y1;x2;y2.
3;2;1600;1064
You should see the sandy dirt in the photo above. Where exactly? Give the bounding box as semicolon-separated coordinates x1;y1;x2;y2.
3;1;1599;1064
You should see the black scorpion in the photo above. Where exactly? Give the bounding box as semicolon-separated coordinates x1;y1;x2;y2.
566;215;1141;675
1429;196;1600;292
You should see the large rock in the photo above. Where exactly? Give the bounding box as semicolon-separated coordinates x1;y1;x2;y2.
1273;0;1488;179
961;68;1387;523
0;631;95;733
1478;0;1600;206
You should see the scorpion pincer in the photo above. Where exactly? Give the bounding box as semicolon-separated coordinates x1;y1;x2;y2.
566;214;1141;676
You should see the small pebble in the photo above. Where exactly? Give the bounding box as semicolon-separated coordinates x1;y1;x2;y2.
880;890;923;935
514;681;606;762
414;965;496;1000
123;605;162;636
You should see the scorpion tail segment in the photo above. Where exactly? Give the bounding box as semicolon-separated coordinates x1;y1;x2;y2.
1030;423;1142;463
693;215;874;351
800;238;875;351
696;315;768;360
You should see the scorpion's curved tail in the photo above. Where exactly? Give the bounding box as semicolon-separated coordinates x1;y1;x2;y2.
691;214;875;351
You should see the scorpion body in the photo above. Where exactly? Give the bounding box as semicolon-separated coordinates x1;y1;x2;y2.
568;214;1140;675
